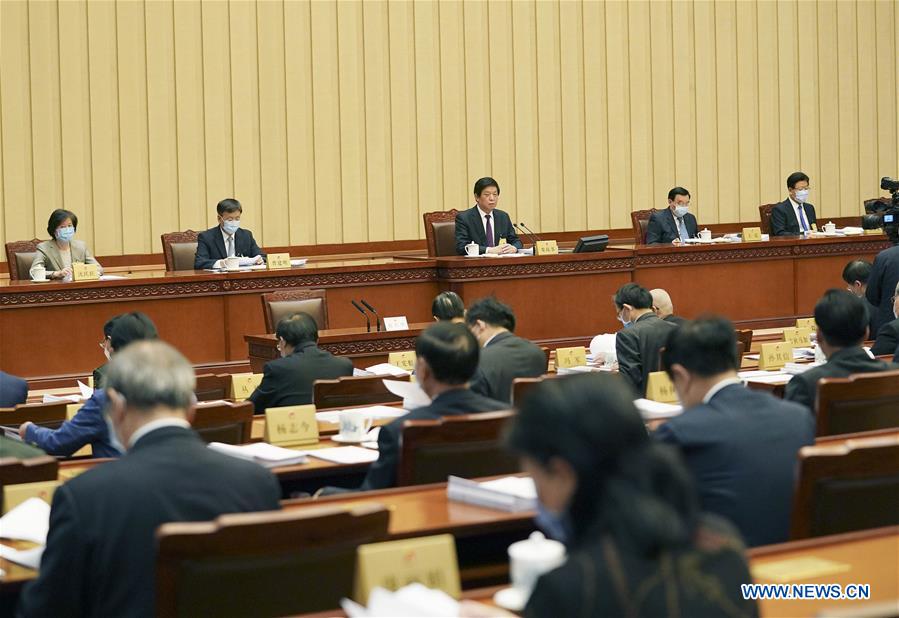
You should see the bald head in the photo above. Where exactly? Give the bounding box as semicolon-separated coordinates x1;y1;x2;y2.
650;288;674;318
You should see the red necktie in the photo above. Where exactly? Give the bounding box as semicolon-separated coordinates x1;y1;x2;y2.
485;215;494;247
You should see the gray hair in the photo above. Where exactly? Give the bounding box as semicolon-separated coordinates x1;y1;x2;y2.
105;340;196;412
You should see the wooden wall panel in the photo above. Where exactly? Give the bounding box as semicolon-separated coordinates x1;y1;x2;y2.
1;0;896;261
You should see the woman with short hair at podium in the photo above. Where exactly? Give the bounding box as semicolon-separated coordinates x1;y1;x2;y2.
29;209;103;280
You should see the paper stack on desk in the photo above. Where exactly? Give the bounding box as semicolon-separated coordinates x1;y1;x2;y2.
633;398;683;420
342;583;459;617
309;446;379;464
363;363;411;377
0;497;51;569
207;442;308;467
447;475;537;512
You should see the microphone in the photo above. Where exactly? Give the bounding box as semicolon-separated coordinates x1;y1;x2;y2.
514;223;540;251
351;300;371;333
360;299;382;332
519;222;542;242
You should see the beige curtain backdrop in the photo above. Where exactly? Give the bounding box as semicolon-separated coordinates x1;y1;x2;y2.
1;0;897;261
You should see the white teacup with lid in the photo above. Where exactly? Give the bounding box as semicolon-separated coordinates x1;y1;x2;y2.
699;228;712;241
464;242;479;257
494;531;566;610
824;221;836;233
31;264;47;282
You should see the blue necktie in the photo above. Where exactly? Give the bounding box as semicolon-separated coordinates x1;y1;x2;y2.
677;217;688;241
797;205;809;232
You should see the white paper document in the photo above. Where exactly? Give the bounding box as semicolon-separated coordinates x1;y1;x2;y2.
309;446;379;464
588;333;617;361
342;583;460;617
316;406;407;425
364;363;411;377
42;393;81;404
77;380;94;399
0;497;51;544
447;475;537;512
0;544;44;570
98;274;128;281
290;258;308;267
743;373;791;385
207;442;307;467
383;380;431;409
633;398;683;420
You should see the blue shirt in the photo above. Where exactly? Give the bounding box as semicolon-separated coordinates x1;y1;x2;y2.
25;390;124;458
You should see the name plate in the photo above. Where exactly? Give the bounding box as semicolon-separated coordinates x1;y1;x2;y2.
759;342;792;370
534;240;559;256
387;351;416;372
383;316;409;332
782;327;813;348
555;346;587;369
863;228;884;235
266;252;291;270
646;371;678;403
264;404;318;447
72;262;100;281
3;480;61;515
796;317;816;330
231;373;263;401
741;227;763;242
354;534;461;605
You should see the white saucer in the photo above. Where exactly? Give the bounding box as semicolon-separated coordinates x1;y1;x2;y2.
331;434;366;444
30;278;51;283
493;587;528;612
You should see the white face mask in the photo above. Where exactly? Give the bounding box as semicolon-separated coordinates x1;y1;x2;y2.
794;189;810;203
674;205;689;218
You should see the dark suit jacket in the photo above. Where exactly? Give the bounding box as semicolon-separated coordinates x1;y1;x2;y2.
784;346;898;411
871;318;899;356
359;388;508;491
524;515;757;618
194;225;266;269
18;426;280;618
454;206;522;255
770;198;818;236
0;371;27;408
615;313;678;396
469;331;547;403
248;342;354;413
644;208;699;244
664;314;688;327
92;363;108;389
655;383;815;546
866;244;899;334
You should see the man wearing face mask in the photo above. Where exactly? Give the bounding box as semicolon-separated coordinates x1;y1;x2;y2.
19;312;158;458
194;198;266;270
841;259;879;338
613;283;678;396
644;187;700;245
770;171;818;236
656;317;814;546
870;281;899;357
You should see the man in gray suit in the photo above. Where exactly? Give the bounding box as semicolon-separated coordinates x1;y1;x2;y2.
613;283;678;396
465;297;546;403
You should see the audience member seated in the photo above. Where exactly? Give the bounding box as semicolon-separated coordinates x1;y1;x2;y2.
92;316;117;389
432;290;465;322
650;288;687;326
871;281;899;357
248;312;353;413
354;322;507;491
18;340;281;618
770;171;817;236
785;290;898;411
502;373;757;617
645;186;700;244
19;312;158;457
842;259;878;337
194;198;266;270
0;370;28;408
656;317;814;546
613;283;678;396
465;297;546;403
29;208;103;280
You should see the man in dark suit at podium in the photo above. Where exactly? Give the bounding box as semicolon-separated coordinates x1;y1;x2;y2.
454;177;522;255
194;198;266;269
645;187;700;244
770;171;818;236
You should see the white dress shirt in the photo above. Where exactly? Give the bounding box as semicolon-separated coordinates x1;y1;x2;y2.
701;376;744;405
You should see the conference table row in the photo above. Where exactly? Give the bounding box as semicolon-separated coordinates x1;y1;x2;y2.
1;234;889;383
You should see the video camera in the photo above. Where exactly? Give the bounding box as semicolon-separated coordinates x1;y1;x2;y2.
879;177;899;243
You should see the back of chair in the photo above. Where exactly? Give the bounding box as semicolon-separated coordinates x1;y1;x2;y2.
194;374;232;402
156;504;390;617
511;375;554;405
816;369;899;437
790;438;899;539
190;401;254;445
630;210;653;244
863;197;891;213
736;329;753;355
423;210;460;257
0;401;68;428
260;288;328;333
0;456;59;487
5;239;42;281
398;410;519;486
160;230;199;272
758;203;778;235
313;374;410;410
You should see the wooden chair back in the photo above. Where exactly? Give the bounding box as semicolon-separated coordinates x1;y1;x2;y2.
5;238;42;281
190;401;254;445
758;203;778;234
156;503;390;617
0;455;59;487
815;369;899;437
0;401;68;428
160;230;200;272
260;288;328;333
630;209;653;244
422;209;461;257
736;329;753;355
194;374;232;402
511;375;556;406
397;410;519;486
790;437;899;539
313;374;410;410
863;197;891;213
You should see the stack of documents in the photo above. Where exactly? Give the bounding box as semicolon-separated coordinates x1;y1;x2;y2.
342;583;459;617
207;442;308;467
447;475;537;512
738;370;791;384
783;362;820;375
361;363;411;377
0;497;51;569
309;447;379;464
633;398;683;420
315;406;407;424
